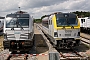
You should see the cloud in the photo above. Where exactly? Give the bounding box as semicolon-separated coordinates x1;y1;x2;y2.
0;0;90;18
0;0;19;12
30;0;90;18
19;0;68;8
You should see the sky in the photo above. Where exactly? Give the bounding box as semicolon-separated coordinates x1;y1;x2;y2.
0;0;90;19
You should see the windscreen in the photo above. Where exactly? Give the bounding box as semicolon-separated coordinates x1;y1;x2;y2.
56;13;78;27
6;17;29;28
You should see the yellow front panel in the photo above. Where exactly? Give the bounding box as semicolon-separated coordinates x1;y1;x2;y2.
52;15;80;30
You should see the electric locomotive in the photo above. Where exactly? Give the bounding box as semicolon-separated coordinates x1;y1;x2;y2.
42;12;80;49
3;11;34;52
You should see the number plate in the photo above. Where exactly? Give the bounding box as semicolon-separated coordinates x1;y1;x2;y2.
65;34;71;36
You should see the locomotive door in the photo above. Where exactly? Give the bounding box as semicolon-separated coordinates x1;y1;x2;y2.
48;18;52;36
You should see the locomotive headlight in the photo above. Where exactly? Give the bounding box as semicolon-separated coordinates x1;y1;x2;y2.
21;42;25;45
54;32;58;37
11;42;15;45
77;32;80;36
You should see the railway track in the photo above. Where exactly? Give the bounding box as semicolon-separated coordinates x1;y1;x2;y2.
0;49;39;60
37;24;89;60
7;54;38;60
80;33;90;45
58;49;88;60
80;36;90;46
0;24;89;60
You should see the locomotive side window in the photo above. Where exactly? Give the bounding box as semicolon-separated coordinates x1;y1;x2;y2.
81;19;85;23
49;19;52;25
42;20;48;28
83;19;85;22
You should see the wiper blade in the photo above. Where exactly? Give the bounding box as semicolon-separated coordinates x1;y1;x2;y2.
17;22;24;30
20;26;23;30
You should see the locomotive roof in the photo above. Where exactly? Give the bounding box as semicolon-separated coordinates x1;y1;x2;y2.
55;13;77;18
6;11;30;18
6;13;29;18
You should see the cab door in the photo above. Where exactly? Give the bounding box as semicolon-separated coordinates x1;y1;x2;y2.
48;18;52;36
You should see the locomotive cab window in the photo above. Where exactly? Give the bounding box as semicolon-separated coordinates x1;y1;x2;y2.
6;17;29;28
56;14;78;27
6;14;29;28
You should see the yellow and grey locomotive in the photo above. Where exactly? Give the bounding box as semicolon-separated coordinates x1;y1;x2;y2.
42;12;80;49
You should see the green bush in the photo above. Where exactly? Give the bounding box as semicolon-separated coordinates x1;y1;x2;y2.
34;19;42;23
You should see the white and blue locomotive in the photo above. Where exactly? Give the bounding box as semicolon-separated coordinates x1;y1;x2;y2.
3;11;34;52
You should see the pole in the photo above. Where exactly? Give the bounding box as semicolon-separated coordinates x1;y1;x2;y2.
18;7;21;11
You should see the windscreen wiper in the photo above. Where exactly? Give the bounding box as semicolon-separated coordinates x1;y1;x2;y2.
17;22;24;30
